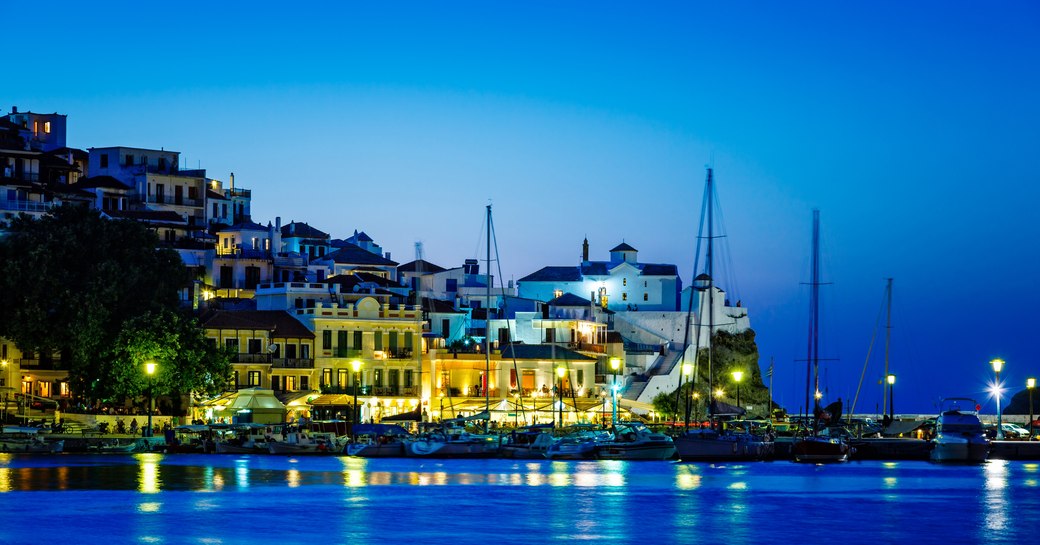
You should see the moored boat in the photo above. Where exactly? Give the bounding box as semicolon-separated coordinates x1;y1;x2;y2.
499;424;554;459
930;397;989;463
0;426;64;453
268;430;340;455
346;424;410;457
596;422;676;461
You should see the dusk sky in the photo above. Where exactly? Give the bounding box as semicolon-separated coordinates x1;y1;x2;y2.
11;2;1039;414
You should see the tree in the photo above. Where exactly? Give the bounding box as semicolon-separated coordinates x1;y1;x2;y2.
104;309;232;404
0;205;192;403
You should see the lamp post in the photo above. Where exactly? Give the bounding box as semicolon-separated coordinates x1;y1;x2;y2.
609;357;621;427
351;359;363;443
992;358;1004;439
599;391;607;427
886;374;896;424
681;363;693;429
1028;377;1035;440
144;361;157;438
1;359;7;424
732;370;744;410
692;391;701;424
556;366;566;427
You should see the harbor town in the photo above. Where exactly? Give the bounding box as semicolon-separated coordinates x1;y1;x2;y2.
2;106;1039;464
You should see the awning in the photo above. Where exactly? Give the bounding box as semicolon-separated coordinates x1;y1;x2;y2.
618;398;654;414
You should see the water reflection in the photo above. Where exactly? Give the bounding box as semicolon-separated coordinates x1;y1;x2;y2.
982;459;1009;535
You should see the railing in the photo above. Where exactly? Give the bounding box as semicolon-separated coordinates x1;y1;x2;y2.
133;195;203;207
568;342;606;354
216;248;270;260
228;188;251;198
232;353;272;364
321;385;372;396
386;348;414;359
0;199;55;212
273;358;314;369
17;358;62;370
334;347;363;359
372;386;420;396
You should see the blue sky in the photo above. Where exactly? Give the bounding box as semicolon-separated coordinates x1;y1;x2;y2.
11;1;1040;413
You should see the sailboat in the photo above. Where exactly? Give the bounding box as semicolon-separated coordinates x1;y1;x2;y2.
790;210;852;463
674;167;773;462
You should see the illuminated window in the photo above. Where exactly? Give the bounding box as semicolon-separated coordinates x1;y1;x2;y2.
33;121;38;135
643;293;648;301
623;278;627;286
44;121;51;134
622;293;628;301
553;289;563;299
248;371;261;387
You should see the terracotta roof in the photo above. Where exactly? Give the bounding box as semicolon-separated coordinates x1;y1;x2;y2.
518;266;581;283
201;310;314;338
282;221;329;239
398;259;447;274
319;242;397;266
548;293;592;306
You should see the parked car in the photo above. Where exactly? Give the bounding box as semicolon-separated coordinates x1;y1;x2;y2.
985;423;1031;439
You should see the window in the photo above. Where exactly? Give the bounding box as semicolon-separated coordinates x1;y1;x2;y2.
353;331;362;350
139;155;147;165
223;237;230;249
244;266;261;290
446;278;458;292
622;293;628;301
644;281;647;287
301;345;309;359
212;203;219;218
323;330;332;349
232;371;240;389
284;376;297;391
404;332;413;350
188;186;198;200
159;157;166;170
553;289;563;299
225;338;239;352
125;154;134;166
623;278;627;286
545;328;555;343
300;376;308;390
577;370;584;387
322;368;331;387
44;121;51;134
389;370;399;391
337;331;348;353
643;293;648;301
100;154;108;168
374;332;383;351
442;319;450;338
247;371;261;387
222;204;228;218
248;339;262;354
338;369;348;387
374;369;383;387
271;376;280;391
404;370;413;388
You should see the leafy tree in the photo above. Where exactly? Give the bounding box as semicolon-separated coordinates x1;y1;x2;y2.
0;205;208;406
104;309;232;405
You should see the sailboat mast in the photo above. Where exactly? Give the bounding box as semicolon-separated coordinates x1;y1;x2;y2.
706;168;715;420
883;277;892;416
805;210;821;421
485;204;492;430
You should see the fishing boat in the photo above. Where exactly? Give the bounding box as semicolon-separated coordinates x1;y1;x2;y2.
214;423;280;454
790;210;851;463
345;423;411;457
0;426;64;453
672;168;774;462
930;397;989;463
90;438;141;453
596;422;676;460
164;424;214;454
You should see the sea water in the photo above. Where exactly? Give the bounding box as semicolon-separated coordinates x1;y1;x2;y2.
0;454;1033;544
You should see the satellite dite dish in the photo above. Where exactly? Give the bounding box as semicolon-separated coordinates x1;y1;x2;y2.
267;343;279;353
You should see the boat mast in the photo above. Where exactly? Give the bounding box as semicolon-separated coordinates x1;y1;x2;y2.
883;277;892;417
706;168;715;422
485;204;492;432
805;210;821;428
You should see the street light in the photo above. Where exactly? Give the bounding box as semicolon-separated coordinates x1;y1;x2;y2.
351;359;363;443
144;361;157;438
692;391;701;423
556;366;566;427
732;370;744;409
886;374;896;425
992;358;1004;440
609;357;621;427
1028;377;1035;440
599;391;607;427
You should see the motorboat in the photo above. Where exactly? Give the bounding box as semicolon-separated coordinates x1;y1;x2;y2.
499;424;554;459
545;425;611;460
595;422;676;461
89;438;141;453
346;423;411;457
930;397;989;463
791;434;852;463
268;430;340;455
405;419;500;458
214;423;280;454
0;426;64;453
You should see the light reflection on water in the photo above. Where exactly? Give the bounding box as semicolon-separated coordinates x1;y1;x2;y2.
0;454;1034;544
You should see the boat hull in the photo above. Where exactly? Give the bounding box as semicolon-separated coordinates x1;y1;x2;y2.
930;437;989;463
791;437;851;463
596;441;676;461
347;442;405;457
406;439;499;458
675;435;773;462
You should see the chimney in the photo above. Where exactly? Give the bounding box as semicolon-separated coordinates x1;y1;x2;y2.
385;252;391;260
11;106;16;114
274;217;282;254
230;172;235;191
582;237;589;263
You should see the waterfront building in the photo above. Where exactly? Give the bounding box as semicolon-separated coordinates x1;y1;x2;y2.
201;310;316;396
313;241;399;282
517;239;681;312
4;106;67;152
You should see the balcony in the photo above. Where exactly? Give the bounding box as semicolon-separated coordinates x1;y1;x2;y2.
17;358;63;370
273;358;314;369
134;195;203;208
216;248;270;260
385;348;414;360
333;347;363;359
568;342;607;354
232;353;272;364
0;199;55;213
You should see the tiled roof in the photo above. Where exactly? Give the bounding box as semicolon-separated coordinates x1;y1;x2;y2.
580;262;609;276
518;266;581;283
398;259;447;274
224;220;269;231
548;293;592;306
282;221;329;239
640;263;678;276
350;230;373;242
206;189;228;200
320;243;398;266
421;297;464;314
201;310;314;339
610;242;638;252
72;176;127;191
499;344;596;361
